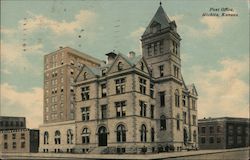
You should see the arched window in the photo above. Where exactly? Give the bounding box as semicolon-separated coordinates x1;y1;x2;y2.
118;62;123;71
175;90;180;107
176;114;180;130
193;130;197;142
183;128;188;145
67;129;73;144
160;115;166;130
117;124;126;142
140;124;147;142
44;131;49;144
141;62;144;71
82;128;90;144
54;130;61;144
151;128;155;142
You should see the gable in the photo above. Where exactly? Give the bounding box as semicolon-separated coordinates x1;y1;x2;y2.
135;57;150;74
106;54;132;74
75;66;97;82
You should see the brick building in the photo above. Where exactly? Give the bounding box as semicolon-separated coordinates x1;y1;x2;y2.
39;4;198;153
198;117;250;149
0;116;26;131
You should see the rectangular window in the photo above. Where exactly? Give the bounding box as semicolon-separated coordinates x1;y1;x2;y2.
209;126;214;133
237;126;242;135
150;105;154;119
209;137;214;143
21;142;25;148
183;112;187;124
182;95;186;107
4;134;7;140
201;137;206;144
159;92;165;107
174;65;179;78
159;65;164;77
101;83;107;97
139;101;147;117
139;78;146;95
81;107;90;121
237;136;242;144
228;125;234;135
192;115;196;126
115;101;126;117
81;86;90;101
228;136;234;145
12;134;16;140
217;126;221;133
201;127;206;134
217;137;221;143
13;142;16;149
4;142;8;149
148;45;152;56
115;78;125;94
159;40;164;53
101;105;107;119
153;42;158;54
192;99;196;110
150;83;154;98
21;133;25;139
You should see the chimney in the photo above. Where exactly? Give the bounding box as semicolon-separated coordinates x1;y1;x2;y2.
105;51;117;64
128;51;135;58
59;46;63;49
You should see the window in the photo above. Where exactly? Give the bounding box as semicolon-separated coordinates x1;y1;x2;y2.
183;112;187;124
192;99;196;110
83;72;87;80
176;114;180;130
159;92;165;107
201;127;206;134
150;83;154;98
193;130;197;142
117;124;126;142
153;42;158;54
54;130;61;144
81;86;90;101
173;41;178;54
217;137;221;143
102;69;106;76
139;101;147;117
140;62;144;71
13;142;16;149
159;65;164;77
115;78;125;94
237;136;242;144
21;133;25;139
4;143;8;149
151;128;155;142
228;136;234;145
12;134;16;139
101;83;107;97
140;124;147;142
115;101;126;117
44;131;49;144
150;105;154;119
217;126;221;133
201;137;206;144
175;90;180;107
101;105;107;119
4;134;7;140
174;65;179;78
148;44;152;56
209;126;214;134
160;40;164;53
21;142;25;148
139;78;146;95
67;129;73;144
237;126;242;135
118;62;123;71
228;125;234;135
192;115;196;126
82;128;90;144
160;115;166;130
209;137;214;143
182;95;186;107
81;107;90;121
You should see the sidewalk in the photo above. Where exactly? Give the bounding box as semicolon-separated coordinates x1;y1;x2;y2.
1;147;249;159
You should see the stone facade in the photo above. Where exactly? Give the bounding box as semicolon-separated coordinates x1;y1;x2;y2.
39;4;198;154
0;116;26;131
198;117;250;149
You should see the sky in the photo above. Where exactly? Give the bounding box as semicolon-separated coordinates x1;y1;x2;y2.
1;0;249;129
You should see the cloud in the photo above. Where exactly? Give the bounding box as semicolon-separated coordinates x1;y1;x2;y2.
1;41;44;73
187;56;249;118
0;28;17;35
129;27;145;54
186;11;237;38
1;83;43;129
169;15;184;24
20;10;96;35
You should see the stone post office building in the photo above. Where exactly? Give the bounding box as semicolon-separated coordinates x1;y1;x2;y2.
39;4;198;154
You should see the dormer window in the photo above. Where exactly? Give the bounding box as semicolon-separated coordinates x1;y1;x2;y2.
102;69;106;76
140;62;144;71
150;22;161;33
118;62;123;71
83;72;87;80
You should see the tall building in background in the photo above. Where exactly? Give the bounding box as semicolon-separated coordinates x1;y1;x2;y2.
43;47;101;123
39;4;198;154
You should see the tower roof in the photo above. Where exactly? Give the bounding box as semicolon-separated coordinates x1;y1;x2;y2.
143;5;172;36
